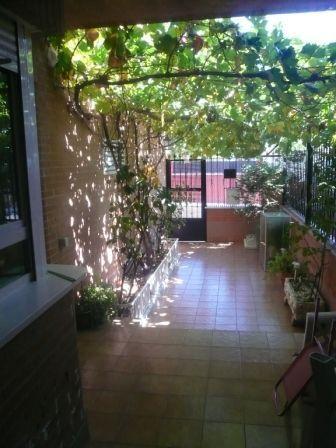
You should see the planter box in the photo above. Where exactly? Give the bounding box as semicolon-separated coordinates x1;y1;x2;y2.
123;239;179;320
284;277;324;326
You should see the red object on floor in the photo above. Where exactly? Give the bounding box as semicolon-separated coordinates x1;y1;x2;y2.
273;341;324;416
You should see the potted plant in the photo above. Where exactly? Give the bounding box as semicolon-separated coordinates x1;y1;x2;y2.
75;284;118;330
268;223;325;325
236;160;285;248
268;247;295;281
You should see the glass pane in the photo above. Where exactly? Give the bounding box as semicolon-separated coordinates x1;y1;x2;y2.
0;70;20;224
0;240;29;288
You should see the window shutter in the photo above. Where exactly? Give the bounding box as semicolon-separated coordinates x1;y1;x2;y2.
0;17;18;72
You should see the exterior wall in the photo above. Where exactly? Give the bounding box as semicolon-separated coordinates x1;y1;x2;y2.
206;208;257;243
32;37;165;285
0;292;88;447
283;208;336;310
293;225;336;311
32;37;119;284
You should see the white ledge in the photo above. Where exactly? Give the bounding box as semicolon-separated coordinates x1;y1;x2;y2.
0;265;87;349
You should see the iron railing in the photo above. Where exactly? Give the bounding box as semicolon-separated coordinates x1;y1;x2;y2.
169;156;283;208
285;146;336;244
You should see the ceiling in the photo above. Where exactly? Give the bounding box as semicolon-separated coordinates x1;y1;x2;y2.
2;0;336;34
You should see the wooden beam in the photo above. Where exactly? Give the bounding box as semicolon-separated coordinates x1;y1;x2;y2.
64;0;336;29
2;0;336;34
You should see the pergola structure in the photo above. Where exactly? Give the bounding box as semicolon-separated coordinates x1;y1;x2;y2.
2;0;336;33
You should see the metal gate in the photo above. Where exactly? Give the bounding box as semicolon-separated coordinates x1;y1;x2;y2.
166;158;206;241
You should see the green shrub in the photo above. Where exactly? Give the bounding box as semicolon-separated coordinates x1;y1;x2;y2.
268;249;295;275
75;284;118;329
236;160;285;218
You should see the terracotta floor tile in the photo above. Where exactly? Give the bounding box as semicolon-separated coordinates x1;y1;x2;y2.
157;418;203;447
239;332;268;349
214;324;238;331
114;416;160;446
87;411;123;442
148;358;209;377
270;349;296;364
237;324;260;332
80;354;120;371
212;330;239;347
126;393;168;417
245;424;301;448
83;390;129;414
164;395;205;420
196;308;217;317
82;371;138;391
267;332;298;350
205;396;244;423
136;374;208;395
242;379;275;401
79;242;306;447
194;322;218;330
211;347;241;362
241;348;271;364
243;400;285;427
178;345;211;360
241;362;276;381
216;315;237;325
208;360;242;379
207;378;243;398
184;329;213;346
202;422;245;448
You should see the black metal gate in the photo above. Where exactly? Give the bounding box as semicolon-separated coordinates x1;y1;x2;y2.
166;158;206;241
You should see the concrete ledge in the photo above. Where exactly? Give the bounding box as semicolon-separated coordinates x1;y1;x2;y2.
125;239;179;321
0;265;86;348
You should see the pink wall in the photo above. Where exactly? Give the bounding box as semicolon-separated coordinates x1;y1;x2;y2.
171;173;237;204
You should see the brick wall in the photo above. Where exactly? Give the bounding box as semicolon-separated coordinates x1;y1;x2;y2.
32;37;119;284
0;292;88;447
291;222;336;311
32;37;165;285
206;208;257;243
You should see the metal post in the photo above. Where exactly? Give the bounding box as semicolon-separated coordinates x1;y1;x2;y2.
201;158;207;241
306;142;313;225
166;158;171;189
282;158;287;206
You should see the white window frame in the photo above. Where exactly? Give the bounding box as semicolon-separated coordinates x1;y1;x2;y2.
0;12;47;296
103;139;124;175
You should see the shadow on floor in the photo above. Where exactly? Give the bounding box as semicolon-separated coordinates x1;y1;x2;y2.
79;242;314;448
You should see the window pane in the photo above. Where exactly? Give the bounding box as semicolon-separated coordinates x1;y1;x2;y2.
0;70;20;224
0;240;29;288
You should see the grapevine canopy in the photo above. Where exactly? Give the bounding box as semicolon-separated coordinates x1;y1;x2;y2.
49;17;336;157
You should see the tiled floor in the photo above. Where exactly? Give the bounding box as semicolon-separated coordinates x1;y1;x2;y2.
79;243;310;448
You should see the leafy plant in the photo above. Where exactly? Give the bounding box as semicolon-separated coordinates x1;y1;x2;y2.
236;160;285;218
268;249;295;275
48;17;336;158
268;222;313;274
75;284;118;329
108;157;182;303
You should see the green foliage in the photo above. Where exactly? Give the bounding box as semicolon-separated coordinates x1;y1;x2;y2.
75;284;118;329
311;148;336;242
236;160;284;218
267;222;319;290
268;249;295;275
49;17;336;157
109;161;182;302
0;72;14;224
